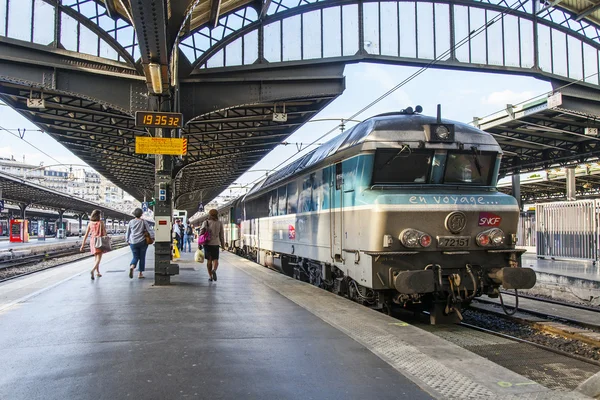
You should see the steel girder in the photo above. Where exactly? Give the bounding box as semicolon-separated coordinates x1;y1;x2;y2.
183;0;600;89
173;64;345;213
2;0;599;215
0;171;132;219
0;81;155;201
174;96;338;212
0;41;345;215
498;173;600;202
476;80;600;177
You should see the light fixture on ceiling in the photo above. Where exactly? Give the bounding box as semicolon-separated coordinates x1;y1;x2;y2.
148;63;163;94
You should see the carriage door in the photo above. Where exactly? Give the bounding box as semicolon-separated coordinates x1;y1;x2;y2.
330;162;343;262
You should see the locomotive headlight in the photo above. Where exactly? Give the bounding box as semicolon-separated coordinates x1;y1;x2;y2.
401;230;420;247
489;228;505;245
476;228;505;247
435;125;450;140
400;229;431;248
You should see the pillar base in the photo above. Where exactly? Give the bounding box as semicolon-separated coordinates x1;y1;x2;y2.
154;274;171;285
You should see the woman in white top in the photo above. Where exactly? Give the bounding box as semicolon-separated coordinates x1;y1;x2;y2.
125;208;155;279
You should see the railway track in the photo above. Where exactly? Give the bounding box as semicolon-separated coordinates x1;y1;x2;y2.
473;291;600;331
0;239;128;283
500;289;600;314
415;311;600;393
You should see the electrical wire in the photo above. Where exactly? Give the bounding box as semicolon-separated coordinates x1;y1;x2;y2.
234;0;529;193
0;126;65;166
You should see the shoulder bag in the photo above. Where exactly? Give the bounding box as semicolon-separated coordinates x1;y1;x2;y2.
198;220;211;246
143;220;155;245
93;222;112;251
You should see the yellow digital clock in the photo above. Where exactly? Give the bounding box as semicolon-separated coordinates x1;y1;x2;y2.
135;111;183;128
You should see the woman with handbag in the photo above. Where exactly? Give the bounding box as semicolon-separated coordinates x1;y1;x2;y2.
125;207;155;279
80;209;109;280
199;209;224;282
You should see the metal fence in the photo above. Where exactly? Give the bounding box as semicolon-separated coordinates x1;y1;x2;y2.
536;200;598;261
517;212;536;247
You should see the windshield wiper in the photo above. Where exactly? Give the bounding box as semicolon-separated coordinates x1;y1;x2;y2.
384;145;412;166
471;146;482;176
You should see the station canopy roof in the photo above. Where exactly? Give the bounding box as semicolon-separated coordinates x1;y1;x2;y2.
497;164;600;202
0;171;133;220
105;0;600;36
475;82;600;177
2;0;600;219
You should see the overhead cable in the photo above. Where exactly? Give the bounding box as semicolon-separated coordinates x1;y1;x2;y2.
236;0;528;191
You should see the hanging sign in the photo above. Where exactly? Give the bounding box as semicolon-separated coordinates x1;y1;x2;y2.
135;137;188;155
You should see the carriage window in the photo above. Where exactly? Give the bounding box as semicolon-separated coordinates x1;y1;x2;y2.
298;176;313;212
278;186;287;216
444;151;496;185
269;190;278;217
311;171;323;212
287;181;298;214
372;149;433;184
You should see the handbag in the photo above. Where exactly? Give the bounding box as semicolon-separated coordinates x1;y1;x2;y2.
93;222;112;251
194;248;205;263
143;220;154;245
198;221;211;246
94;235;112;251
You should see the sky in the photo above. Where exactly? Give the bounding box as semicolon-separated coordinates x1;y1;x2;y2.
0;62;552;201
219;63;551;199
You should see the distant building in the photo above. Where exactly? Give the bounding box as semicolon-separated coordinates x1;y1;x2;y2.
0;156;136;214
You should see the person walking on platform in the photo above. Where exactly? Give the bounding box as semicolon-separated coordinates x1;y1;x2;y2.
183;223;193;253
80;209;108;280
199;209;224;282
178;220;185;252
126;208;155;279
173;219;182;250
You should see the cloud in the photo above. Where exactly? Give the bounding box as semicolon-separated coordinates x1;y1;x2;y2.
353;64;413;106
480;90;536;106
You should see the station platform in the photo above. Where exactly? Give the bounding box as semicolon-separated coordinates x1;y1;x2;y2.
0;248;588;399
515;248;600;305
0;236;83;249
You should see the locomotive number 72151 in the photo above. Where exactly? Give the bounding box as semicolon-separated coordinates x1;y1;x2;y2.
437;236;470;248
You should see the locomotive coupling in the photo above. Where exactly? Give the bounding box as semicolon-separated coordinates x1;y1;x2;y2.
394;270;436;294
487;267;536;290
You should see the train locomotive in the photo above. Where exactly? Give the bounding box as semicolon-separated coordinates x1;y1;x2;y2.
200;107;536;323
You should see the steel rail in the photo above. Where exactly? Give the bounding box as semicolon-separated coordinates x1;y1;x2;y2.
459;321;600;368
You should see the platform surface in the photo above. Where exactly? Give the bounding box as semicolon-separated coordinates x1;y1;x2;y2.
521;253;600;283
0;248;588;400
0;247;432;400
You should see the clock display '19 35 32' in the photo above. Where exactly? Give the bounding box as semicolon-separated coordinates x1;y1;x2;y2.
135;111;183;128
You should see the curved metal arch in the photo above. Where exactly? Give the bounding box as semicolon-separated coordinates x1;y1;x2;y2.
188;0;600;87
46;0;137;66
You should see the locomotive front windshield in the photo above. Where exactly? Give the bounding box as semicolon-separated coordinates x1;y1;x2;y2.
373;149;433;184
443;151;495;185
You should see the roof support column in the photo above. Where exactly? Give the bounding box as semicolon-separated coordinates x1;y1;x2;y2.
566;167;576;201
153;97;179;285
78;214;83;238
57;209;65;239
511;175;521;211
18;203;28;220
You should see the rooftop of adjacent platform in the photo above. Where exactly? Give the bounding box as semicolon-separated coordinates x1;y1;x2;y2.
0;171;132;220
0;248;589;399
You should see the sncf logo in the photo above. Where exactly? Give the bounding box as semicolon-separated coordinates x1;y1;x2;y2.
478;212;502;227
